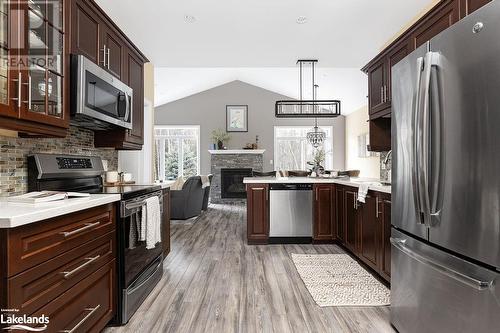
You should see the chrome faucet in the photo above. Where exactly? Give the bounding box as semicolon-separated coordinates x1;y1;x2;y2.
383;150;392;166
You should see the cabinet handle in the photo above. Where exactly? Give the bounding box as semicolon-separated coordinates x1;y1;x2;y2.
107;47;110;69
380;86;384;103
59;304;101;333
354;193;358;210
376;196;382;218
61;255;101;279
384;85;388;102
101;44;107;67
59;221;101;238
11;72;21;108
22;74;32;110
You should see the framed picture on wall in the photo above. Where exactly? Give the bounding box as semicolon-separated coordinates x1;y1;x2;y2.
226;105;248;132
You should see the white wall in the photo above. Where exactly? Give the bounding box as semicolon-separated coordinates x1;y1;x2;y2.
345;105;380;179
155;80;346;174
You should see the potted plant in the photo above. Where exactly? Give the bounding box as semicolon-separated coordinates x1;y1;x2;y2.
307;148;326;176
211;129;231;149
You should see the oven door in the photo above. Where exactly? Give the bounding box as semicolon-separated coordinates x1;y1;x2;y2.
120;191;163;287
71;54;133;130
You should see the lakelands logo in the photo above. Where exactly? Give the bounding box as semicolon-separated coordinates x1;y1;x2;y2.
1;309;49;332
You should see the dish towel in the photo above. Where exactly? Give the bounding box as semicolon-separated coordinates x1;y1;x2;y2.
139;196;162;249
200;175;211;189
357;183;370;203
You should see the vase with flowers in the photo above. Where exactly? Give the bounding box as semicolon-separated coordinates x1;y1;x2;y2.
211;129;231;149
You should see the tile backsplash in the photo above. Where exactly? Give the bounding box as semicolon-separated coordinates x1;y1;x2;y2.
0;127;118;197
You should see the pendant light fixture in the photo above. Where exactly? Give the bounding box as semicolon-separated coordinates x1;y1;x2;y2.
275;60;341;118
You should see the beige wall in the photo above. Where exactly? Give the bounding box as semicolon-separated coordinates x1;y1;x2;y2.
345;106;380;179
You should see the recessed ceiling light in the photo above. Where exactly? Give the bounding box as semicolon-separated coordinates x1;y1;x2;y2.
296;16;308;24
184;15;196;23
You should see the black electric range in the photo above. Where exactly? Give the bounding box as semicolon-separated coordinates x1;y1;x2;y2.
27;153;164;325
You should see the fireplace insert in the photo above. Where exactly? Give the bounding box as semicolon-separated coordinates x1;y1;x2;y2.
221;168;253;199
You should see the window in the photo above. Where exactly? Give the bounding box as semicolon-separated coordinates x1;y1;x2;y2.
274;126;333;171
155;126;200;180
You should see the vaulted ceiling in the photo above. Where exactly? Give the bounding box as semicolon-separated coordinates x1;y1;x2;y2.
95;0;436;112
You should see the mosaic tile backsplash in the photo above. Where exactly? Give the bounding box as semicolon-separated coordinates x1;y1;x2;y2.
0;127;118;197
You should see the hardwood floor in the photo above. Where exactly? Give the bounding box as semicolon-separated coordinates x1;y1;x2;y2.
105;203;395;333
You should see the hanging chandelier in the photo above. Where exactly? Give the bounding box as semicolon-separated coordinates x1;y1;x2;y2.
275;60;341;118
306;84;326;148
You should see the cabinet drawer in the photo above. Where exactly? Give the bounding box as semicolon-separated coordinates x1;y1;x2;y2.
8;232;115;315
6;204;115;276
31;260;116;333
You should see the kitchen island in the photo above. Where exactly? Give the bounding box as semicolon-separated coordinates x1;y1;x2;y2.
243;176;392;282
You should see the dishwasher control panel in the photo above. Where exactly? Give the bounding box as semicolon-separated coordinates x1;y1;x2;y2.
269;183;313;191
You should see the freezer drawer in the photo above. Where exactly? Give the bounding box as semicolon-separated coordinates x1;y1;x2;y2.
391;228;500;333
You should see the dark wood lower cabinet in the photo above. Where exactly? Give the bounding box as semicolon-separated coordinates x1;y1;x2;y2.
162;188;171;258
0;204;117;331
246;184;269;244
313;184;335;242
360;195;380;270
335;186;345;243
380;196;392;281
344;188;359;254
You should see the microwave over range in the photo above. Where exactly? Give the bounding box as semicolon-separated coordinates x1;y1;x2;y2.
70;54;133;130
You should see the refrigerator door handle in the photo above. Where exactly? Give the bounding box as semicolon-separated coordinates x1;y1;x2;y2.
417;52;435;227
390;237;494;291
412;56;424;224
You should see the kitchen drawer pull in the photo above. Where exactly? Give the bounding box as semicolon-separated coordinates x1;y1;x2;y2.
60;221;101;238
59;304;101;333
61;255;101;279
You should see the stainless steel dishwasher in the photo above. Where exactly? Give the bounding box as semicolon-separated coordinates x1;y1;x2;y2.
269;183;313;242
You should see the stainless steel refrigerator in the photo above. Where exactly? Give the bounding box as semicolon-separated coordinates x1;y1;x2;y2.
391;1;500;332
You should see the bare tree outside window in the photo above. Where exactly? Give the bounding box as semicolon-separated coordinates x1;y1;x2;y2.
155;126;200;180
274;126;333;171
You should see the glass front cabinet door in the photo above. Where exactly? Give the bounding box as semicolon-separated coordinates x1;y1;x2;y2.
0;0;66;129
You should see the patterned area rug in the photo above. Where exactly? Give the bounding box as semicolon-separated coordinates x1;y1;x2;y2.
291;253;390;307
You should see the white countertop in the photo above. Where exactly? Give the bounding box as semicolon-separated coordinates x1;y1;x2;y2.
0;194;121;228
243;177;391;194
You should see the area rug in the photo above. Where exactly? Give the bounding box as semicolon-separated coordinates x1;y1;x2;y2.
291;253;390;307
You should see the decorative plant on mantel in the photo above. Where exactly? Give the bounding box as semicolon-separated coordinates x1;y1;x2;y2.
307;148;326;176
211;129;231;149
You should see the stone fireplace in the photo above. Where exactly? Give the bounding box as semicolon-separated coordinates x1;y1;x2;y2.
209;150;265;203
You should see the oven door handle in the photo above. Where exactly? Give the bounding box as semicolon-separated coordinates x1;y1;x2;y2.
126;257;163;295
125;200;147;210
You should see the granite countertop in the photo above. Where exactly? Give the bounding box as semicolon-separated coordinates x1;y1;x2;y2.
243;177;391;194
0;194;121;228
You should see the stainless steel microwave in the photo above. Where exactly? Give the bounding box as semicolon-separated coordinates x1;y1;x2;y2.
70;54;133;130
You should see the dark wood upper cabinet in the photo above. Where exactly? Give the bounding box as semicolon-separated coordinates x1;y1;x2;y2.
71;0;101;64
100;26;123;79
460;0;492;15
344;189;359;254
335;186;345;244
246;184;269;244
410;0;460;49
367;60;388;116
313;184;335;241
124;50;144;145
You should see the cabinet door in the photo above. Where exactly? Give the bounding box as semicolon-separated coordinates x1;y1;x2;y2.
124;49;144;145
335;186;345;243
411;0;460;49
380;198;392;280
101;26;123;79
313;184;334;241
368;60;388;115
246;184;269;244
344;190;359;253
17;0;66;127
0;0;21;118
71;0;101;64
359;195;379;270
460;0;491;16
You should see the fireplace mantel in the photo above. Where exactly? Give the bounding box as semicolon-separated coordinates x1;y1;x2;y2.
208;149;265;155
